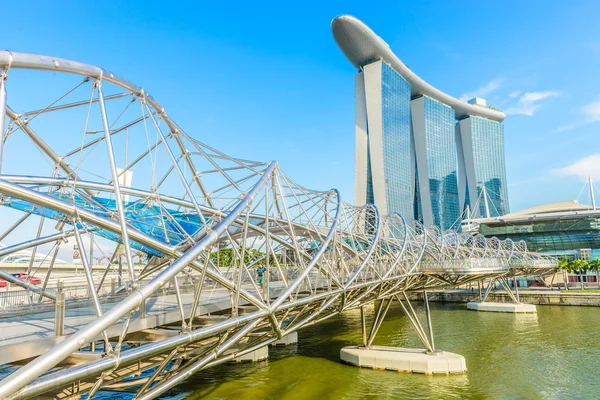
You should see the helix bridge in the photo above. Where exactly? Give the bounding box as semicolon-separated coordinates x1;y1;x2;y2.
0;52;557;399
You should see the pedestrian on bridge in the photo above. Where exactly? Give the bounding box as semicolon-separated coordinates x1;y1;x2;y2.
256;262;266;290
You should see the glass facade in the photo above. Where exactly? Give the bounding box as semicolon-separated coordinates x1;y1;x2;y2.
479;218;600;252
422;96;460;230
357;60;509;230
380;62;413;218
470;116;510;217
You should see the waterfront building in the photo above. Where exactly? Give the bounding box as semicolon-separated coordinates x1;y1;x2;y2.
412;95;459;229
0;243;67;266
332;15;510;228
457;107;510;218
354;59;414;219
469;200;600;283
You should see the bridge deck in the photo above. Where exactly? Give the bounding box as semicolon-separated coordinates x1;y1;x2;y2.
0;284;284;365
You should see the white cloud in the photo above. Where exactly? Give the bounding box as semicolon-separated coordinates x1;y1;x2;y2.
555;121;585;133
459;79;502;102
505;90;560;116
520;91;559;102
582;100;600;121
555;98;600;132
555;154;600;181
508;90;521;99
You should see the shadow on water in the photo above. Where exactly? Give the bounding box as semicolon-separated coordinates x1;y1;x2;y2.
158;303;486;400
93;303;600;399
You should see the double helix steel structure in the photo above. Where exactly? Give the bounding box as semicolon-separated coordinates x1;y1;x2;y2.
0;52;557;399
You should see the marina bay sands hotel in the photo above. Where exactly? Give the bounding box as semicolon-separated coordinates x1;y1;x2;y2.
332;15;510;229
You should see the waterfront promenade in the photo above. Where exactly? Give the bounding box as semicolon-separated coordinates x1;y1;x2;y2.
414;287;600;307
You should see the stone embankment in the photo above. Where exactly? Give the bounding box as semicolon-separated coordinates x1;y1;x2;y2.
409;289;600;307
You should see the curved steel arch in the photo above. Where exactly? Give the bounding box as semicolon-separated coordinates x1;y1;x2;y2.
0;52;556;400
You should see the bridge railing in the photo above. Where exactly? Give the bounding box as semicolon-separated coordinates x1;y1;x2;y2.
416;258;509;273
0;283;120;312
508;260;558;269
0;278;203;314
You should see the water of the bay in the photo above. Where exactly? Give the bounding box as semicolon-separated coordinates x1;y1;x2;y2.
106;303;600;399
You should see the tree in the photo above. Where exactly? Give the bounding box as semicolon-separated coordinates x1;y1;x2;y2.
569;259;590;290
210;248;234;268
558;256;570;290
589;259;600;289
209;247;265;268
582;260;591;289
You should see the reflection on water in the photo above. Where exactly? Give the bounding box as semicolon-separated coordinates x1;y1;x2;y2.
98;303;600;399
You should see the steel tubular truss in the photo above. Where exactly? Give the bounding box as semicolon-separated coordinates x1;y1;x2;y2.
0;52;558;399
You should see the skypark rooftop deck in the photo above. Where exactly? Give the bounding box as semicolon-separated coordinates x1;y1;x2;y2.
331;15;506;121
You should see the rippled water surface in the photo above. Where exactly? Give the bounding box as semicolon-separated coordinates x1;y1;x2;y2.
100;303;600;399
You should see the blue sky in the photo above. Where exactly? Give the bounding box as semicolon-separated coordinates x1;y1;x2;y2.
4;0;600;213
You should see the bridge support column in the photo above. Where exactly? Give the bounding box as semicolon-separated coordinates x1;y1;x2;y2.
467;302;536;313
340;292;467;375
467;277;536;313
272;331;298;346
232;345;269;363
54;281;65;337
340;346;466;375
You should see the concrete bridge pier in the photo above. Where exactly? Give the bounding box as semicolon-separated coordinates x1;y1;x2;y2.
194;307;271;363
340;292;467;375
467;277;536;313
273;331;298;346
232;345;269;363
232;330;298;362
